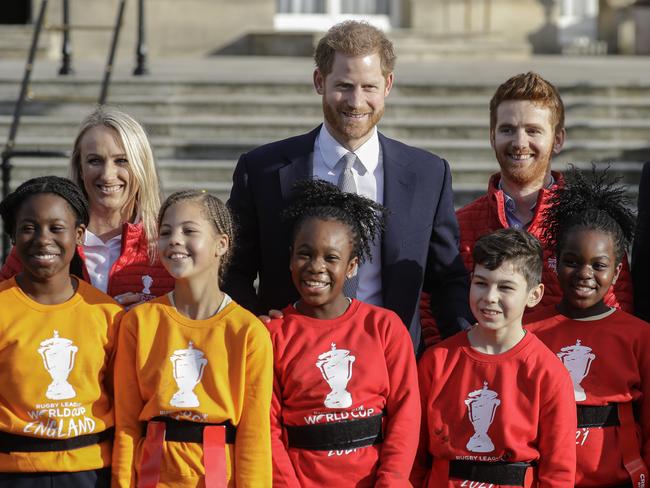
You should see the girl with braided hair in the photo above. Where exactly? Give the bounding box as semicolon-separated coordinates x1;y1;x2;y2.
0;176;122;487
526;166;650;487
112;190;272;487
268;179;419;487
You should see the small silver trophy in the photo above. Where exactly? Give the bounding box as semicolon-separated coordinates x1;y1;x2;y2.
556;340;595;401
169;341;208;408
465;381;500;453
140;275;155;301
316;343;355;408
38;330;78;400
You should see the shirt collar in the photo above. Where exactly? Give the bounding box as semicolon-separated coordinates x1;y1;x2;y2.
84;228;122;247
498;173;556;212
318;124;380;175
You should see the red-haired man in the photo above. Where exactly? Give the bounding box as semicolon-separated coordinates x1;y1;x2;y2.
456;72;632;313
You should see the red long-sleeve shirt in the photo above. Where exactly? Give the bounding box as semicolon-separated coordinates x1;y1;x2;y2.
526;307;650;487
412;330;576;488
267;299;420;487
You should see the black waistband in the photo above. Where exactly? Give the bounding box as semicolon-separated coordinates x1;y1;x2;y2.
449;460;533;486
146;417;236;444
0;427;114;453
577;404;620;428
286;413;383;451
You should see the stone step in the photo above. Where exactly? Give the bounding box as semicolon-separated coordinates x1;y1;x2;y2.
159;181;232;201
2;115;650;142
2;78;650;100
391;34;532;59
391;47;532;60
0;25;57;59
2;94;650;119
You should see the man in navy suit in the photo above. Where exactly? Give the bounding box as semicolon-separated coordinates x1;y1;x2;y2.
225;21;471;350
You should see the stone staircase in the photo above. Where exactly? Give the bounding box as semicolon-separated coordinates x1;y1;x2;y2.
0;59;649;211
389;30;532;59
0;25;58;59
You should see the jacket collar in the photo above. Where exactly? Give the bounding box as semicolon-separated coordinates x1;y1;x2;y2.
381;132;416;265
279;127;320;201
487;171;564;230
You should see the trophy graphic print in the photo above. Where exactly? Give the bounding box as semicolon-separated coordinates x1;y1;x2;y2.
465;381;500;453
169;341;208;408
556;340;595;401
38;330;78;400
140;275;155;301
316;343;355;408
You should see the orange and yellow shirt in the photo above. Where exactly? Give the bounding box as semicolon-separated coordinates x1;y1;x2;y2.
112;294;273;488
0;277;121;473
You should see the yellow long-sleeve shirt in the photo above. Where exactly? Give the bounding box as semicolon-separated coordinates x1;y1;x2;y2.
112;294;273;487
0;277;122;472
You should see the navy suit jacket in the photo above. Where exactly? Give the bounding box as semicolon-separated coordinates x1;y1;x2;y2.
225;127;471;349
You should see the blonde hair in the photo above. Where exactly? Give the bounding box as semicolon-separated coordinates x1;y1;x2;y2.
70;106;161;261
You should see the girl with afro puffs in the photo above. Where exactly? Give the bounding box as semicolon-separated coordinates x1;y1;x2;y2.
526;166;650;487
267;179;420;487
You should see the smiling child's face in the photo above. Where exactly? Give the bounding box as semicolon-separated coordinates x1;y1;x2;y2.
157;200;228;282
14;193;84;283
290;217;358;320
557;228;622;318
470;260;542;335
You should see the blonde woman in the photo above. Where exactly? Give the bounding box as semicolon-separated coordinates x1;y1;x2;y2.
1;107;174;306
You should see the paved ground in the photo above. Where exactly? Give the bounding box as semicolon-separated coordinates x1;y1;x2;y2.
0;55;649;86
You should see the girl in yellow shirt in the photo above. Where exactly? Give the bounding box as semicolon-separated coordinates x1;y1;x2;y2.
113;190;273;487
0;176;122;487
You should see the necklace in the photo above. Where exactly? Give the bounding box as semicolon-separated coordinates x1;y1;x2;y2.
168;291;227;318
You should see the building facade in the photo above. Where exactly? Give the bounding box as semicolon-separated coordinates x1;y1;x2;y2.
1;0;646;58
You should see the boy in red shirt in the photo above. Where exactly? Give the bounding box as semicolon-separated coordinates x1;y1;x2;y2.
413;228;576;487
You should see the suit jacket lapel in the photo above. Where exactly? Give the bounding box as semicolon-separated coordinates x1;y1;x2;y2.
381;134;417;266
279;127;320;201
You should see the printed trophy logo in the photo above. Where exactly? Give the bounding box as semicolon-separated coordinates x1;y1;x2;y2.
465;381;500;453
556;340;595;401
169;341;208;408
38;330;78;400
140;275;155;301
316;343;355;408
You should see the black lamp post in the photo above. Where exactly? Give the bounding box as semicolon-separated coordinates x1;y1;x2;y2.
133;0;149;75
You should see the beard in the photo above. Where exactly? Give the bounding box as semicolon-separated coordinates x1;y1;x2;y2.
497;153;551;187
322;99;384;145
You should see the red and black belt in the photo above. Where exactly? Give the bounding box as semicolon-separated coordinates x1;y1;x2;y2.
0;427;113;453
449;460;533;487
286;413;383;451
577;403;648;488
138;416;236;488
577;404;619;428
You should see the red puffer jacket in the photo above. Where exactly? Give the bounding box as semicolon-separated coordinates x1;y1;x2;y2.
0;221;174;299
456;172;633;312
